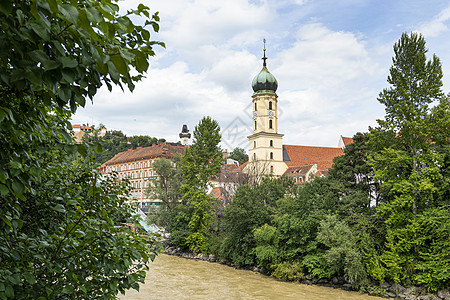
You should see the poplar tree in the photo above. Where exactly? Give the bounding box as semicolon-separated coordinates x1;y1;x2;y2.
180;116;223;252
369;32;450;289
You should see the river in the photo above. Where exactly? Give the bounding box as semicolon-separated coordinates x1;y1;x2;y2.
119;254;383;299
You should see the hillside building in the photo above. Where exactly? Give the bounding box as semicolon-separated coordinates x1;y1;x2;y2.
101;125;190;207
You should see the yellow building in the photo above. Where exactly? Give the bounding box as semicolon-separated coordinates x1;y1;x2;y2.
101;142;185;206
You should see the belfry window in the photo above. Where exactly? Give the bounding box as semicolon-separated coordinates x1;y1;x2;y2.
269;101;272;110
269;120;273;129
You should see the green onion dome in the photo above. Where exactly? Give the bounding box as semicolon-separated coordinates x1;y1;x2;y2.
252;65;278;93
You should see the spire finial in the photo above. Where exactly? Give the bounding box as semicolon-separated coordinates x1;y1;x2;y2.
262;38;267;67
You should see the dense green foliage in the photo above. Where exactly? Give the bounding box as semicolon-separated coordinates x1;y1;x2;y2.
0;0;162;298
82;129;166;164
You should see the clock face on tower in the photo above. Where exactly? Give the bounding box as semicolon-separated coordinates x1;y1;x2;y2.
253;112;257;119
268;110;274;118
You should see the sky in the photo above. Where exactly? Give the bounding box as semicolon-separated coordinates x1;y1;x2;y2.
71;0;450;151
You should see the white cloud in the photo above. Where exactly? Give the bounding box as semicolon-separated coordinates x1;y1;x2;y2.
417;4;450;38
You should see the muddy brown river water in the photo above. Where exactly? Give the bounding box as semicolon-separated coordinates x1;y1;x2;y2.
119;254;383;299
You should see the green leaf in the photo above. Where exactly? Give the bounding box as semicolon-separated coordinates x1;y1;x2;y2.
0;109;6;123
29;50;49;62
11;180;25;195
59;4;79;24
0;183;8;196
23;272;36;284
60;57;78;68
110;54;128;76
77;144;87;156
0;215;12;227
51;204;66;213
29;20;50;40
42;59;61;71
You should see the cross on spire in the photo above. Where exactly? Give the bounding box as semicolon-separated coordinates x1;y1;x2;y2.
262;38;267;67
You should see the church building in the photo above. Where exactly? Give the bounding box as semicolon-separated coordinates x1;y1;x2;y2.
244;46;352;182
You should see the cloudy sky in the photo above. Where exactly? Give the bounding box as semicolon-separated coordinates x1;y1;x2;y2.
72;0;450;151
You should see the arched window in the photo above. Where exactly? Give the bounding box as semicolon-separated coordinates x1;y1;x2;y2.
269;101;272;110
269;120;273;129
270;152;273;159
270;140;273;147
270;166;274;173
254;121;257;130
254;141;256;148
255;102;257;111
253;153;256;161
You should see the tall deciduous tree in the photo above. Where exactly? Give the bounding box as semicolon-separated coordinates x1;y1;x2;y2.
370;32;448;218
180;116;223;252
368;32;450;289
0;0;162;298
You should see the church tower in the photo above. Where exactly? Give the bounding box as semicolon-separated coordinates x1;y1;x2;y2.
247;42;287;178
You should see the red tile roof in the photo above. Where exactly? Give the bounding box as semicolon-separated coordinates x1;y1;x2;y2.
283;164;315;177
235;161;248;172
342;137;354;146
104;143;185;166
209;186;231;202
283;145;343;171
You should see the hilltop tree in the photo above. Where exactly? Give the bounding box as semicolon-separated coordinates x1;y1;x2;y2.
180;116;223;252
0;0;163;298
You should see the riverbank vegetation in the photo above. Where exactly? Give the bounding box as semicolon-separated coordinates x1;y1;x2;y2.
153;32;449;295
0;0;163;298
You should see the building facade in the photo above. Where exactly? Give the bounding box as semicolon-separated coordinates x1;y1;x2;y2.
102;142;186;206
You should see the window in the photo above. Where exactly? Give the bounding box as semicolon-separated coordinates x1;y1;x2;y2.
270;152;273;159
270;166;274;173
270;140;273;147
269;101;272;110
254;141;256;148
269;120;273;129
254;121;257;130
253;153;256;161
255;102;257;111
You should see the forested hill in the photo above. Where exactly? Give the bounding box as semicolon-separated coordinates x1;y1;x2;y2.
82;129;174;164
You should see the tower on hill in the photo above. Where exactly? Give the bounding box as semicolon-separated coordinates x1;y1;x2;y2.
179;124;191;146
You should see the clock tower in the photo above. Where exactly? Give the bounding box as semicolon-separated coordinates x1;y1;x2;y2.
247;43;287;178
